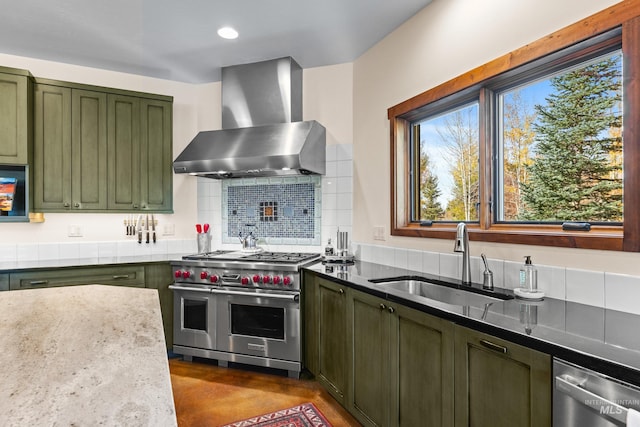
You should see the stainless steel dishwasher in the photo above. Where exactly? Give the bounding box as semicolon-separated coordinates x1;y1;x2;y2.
554;358;640;426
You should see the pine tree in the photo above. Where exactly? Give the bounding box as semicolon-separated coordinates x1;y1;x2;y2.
419;153;444;220
521;55;622;221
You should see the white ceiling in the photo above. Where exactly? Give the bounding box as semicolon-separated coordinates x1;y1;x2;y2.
0;0;432;83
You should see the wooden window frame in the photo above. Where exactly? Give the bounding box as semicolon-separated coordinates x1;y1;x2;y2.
388;1;640;252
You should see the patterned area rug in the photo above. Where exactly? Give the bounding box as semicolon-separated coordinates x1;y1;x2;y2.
222;402;332;427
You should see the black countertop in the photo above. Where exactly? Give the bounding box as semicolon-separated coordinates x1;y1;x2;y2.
305;261;640;387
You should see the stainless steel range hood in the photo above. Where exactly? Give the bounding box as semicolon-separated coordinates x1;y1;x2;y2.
174;57;326;179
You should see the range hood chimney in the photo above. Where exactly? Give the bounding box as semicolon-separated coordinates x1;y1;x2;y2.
174;57;326;179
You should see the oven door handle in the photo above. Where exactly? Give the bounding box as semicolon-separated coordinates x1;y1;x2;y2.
168;285;212;294
210;288;299;301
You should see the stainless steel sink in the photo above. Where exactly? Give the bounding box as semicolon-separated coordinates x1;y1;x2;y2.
372;279;507;307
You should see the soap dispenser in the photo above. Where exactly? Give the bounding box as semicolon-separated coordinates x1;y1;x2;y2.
514;256;545;300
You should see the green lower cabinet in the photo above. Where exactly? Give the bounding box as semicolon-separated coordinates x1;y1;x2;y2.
0;274;8;291
349;289;454;427
348;290;391;426
454;325;551;427
145;263;174;349
392;303;454;427
316;277;349;403
9;265;145;290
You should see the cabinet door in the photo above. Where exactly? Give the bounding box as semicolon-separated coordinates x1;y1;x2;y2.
34;84;72;210
0;274;8;291
348;290;390;427
107;94;140;210
391;304;454;427
0;73;30;164
140;99;172;212
317;277;348;403
71;89;107;210
9;265;145;290
454;325;551;427
302;271;319;375
145;263;173;349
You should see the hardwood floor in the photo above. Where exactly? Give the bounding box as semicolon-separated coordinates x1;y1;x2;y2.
169;357;360;427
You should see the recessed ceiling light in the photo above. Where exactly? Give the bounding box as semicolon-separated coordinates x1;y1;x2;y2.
217;27;238;40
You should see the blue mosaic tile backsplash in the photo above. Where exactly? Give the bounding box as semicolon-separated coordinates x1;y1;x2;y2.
223;176;321;245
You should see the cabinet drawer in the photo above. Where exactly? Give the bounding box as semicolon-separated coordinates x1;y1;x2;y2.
9;265;145;290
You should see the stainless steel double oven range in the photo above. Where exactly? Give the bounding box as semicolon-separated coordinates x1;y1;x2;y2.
170;251;321;378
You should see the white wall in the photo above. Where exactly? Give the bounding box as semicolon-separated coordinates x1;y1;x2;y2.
351;0;640;276
0;53;220;245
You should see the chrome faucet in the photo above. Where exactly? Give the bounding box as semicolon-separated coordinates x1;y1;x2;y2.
453;222;472;284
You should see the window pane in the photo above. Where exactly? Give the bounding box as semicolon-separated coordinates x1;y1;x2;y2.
413;103;479;222
498;51;623;223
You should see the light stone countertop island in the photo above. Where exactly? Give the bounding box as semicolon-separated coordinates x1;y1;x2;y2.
0;285;177;426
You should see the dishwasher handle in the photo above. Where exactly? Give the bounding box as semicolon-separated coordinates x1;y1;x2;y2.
555;374;628;424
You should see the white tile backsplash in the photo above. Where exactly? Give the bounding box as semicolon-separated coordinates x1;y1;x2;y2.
407;249;422;272
38;243;60;260
537;265;566;300
439;253;459;280
0;244;17;262
394;248;408;269
422;251;439;276
566;269;605;307
605;273;640;315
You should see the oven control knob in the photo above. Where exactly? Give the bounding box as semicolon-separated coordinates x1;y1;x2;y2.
273;275;282;285
200;271;209;280
283;276;293;287
174;270;182;278
182;270;192;279
252;274;261;283
209;275;219;283
241;277;250;285
262;275;272;284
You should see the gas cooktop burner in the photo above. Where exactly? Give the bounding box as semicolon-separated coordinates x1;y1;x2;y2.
182;251;321;264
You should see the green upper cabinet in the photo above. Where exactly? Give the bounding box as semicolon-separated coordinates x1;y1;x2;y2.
107;94;140;210
140;98;172;211
0;67;33;165
34;84;72;210
33;78;173;213
107;94;173;211
34;84;107;210
72;89;108;210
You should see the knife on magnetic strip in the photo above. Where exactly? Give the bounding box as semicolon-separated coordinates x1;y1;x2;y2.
151;214;156;243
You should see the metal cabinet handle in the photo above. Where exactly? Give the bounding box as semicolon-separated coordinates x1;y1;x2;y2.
338;288;344;294
63;202;70;208
555;374;628;424
388;306;395;313
479;339;508;354
74;202;80;208
28;280;49;286
112;275;130;280
133;204;139;209
379;303;387;310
